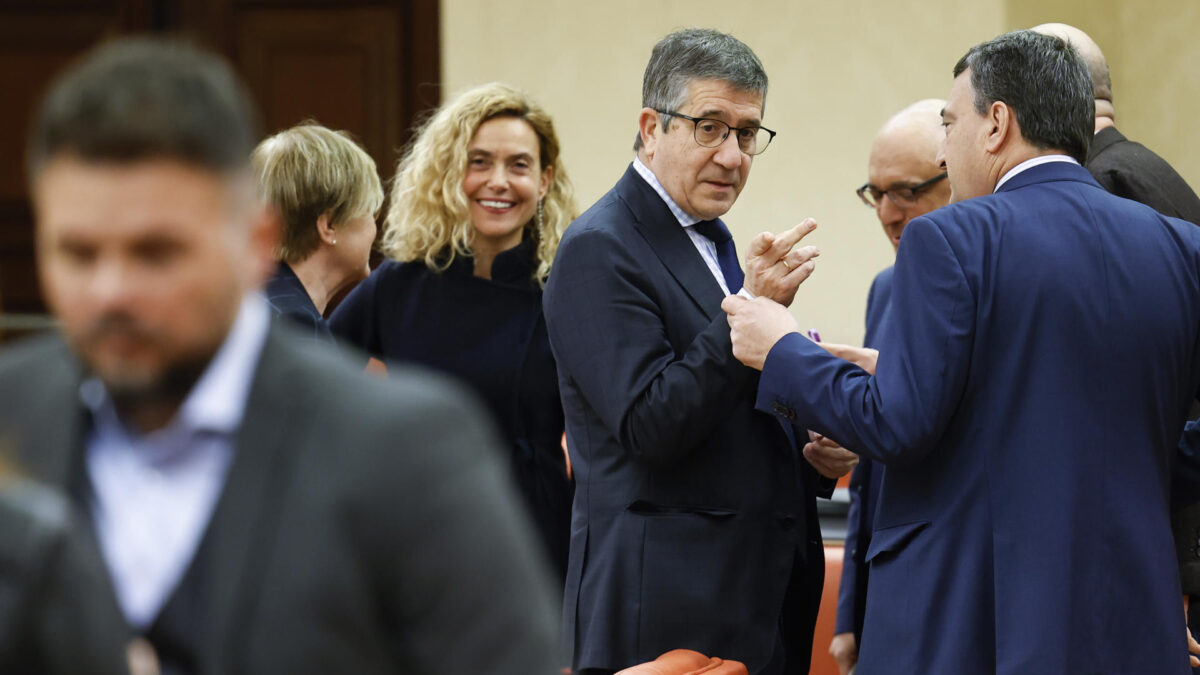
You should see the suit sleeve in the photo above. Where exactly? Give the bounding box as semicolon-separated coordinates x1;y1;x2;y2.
0;485;131;675
1175;419;1200;594
544;225;756;465
755;218;975;465
357;374;561;675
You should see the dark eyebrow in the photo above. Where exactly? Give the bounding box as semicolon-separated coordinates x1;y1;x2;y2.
694;109;762;127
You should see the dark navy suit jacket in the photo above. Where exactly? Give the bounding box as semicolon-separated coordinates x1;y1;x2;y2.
544;166;831;674
758;161;1200;674
264;262;333;342
833;266;892;641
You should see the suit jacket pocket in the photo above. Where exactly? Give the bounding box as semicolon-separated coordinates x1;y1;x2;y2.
626;499;738;518
864;521;930;563
631;503;754;661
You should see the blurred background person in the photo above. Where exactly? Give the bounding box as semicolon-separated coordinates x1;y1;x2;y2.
828;98;949;675
330;82;577;581
0;474;132;675
253;122;383;340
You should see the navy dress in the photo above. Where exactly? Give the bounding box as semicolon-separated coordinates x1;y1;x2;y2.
328;238;572;580
264;262;334;342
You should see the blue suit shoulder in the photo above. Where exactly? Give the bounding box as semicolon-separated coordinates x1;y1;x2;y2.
559;187;628;243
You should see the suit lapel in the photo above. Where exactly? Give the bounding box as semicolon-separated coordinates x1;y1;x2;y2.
204;327;302;673
614;166;727;320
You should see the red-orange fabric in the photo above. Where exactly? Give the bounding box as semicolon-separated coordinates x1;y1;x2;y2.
614;649;749;675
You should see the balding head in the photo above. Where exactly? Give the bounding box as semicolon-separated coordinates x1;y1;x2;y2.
1031;23;1114;128
862;99;950;252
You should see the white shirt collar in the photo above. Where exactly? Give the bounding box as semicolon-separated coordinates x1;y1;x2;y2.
80;295;271;437
994;154;1080;192
631;157;701;227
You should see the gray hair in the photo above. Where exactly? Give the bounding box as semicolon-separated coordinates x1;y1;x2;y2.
634;28;768;152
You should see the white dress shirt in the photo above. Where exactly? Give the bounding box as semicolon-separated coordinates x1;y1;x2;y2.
994;154;1080;192
82;296;269;628
632;157;738;295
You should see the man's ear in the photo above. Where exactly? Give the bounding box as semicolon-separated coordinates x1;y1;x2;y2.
984;101;1013;154
638;107;662;160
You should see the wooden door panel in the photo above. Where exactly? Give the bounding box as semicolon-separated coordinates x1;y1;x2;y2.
233;7;400;170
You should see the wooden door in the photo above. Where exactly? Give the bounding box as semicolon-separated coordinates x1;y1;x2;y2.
0;0;438;336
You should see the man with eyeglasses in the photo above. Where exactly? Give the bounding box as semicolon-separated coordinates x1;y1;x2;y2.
828;99;950;675
725;30;1200;673
544;28;841;675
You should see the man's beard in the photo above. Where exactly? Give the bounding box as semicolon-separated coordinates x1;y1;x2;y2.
74;313;217;414
102;355;212;414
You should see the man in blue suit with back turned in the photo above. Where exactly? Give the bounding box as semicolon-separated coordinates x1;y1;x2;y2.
545;28;852;675
724;30;1200;674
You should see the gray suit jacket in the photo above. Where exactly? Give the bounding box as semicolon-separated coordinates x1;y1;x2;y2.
0;325;561;675
0;480;130;674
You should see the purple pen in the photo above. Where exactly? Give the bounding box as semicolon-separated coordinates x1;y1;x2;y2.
807;329;821;342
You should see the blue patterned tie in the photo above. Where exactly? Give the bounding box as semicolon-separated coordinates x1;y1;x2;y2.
692;219;744;292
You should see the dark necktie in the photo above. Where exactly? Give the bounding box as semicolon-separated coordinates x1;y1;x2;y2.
692;219;744;292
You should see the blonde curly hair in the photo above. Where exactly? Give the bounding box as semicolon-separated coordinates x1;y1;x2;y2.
381;82;576;283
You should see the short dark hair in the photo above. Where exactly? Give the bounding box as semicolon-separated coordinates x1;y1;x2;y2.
27;37;261;177
634;28;768;152
953;30;1093;163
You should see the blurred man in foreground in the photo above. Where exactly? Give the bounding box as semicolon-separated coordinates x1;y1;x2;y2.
1;36;559;675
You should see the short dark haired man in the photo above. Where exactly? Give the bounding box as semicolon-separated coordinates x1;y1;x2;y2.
7;37;560;675
1032;24;1200;662
725;30;1200;673
545;28;848;675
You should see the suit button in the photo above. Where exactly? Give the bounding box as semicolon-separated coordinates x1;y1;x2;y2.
771;402;796;421
778;515;796;530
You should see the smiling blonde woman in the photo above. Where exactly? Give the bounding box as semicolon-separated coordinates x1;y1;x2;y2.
329;82;577;581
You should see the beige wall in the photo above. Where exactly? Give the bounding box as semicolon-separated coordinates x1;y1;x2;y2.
442;1;1196;345
1006;0;1200;186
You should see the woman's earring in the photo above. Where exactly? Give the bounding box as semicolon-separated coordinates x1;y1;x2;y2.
332;239;338;245
536;199;544;230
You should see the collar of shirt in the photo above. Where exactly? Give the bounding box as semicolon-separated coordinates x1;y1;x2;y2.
79;295;271;445
632;157;701;227
994;154;1080;193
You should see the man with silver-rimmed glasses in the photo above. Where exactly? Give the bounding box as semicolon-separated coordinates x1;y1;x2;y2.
545;27;849;675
